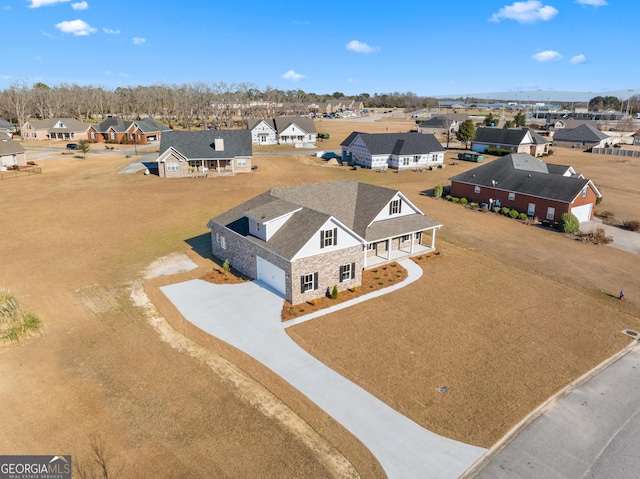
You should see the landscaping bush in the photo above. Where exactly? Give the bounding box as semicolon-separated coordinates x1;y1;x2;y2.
592;226;613;244
560;212;580;233
596;195;603;205
509;209;520;219
331;285;339;300
470;202;479;208
484;146;515;157
519;212;528;221
223;259;230;273
622;219;640;232
445;194;452;201
492;207;501;214
451;197;460;203
500;207;510;216
433;184;443;198
460;197;468;205
547;148;554;155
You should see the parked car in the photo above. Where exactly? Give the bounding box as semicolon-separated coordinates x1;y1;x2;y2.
66;143;79;150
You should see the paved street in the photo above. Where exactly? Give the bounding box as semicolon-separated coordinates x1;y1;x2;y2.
474;343;640;479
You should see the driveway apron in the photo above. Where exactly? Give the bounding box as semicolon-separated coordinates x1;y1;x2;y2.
161;258;486;479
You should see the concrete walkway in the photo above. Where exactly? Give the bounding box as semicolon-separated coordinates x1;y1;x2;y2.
160;258;486;479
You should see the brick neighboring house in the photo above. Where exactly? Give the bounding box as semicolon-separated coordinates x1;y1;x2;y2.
21;118;90;141
155;129;252;178
341;132;445;170
449;152;601;223
207;180;442;304
0;134;27;168
89;117;170;144
471;127;551;157
551;123;610;149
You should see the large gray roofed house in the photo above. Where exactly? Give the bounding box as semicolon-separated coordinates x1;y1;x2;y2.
342;132;445;155
473;127;536;146
449;153;596;203
273;116;316;134
0;118;15;131
95;117;131;133
211;180;441;259
26;118;90;132
132;118;170;133
247;118;275;130
552;123;609;143
159;129;252;159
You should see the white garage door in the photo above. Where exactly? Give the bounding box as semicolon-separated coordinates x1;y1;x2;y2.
256;256;286;296
571;204;593;223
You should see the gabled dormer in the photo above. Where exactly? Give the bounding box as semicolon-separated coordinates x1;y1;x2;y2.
54;120;68;129
370;192;422;223
244;199;302;241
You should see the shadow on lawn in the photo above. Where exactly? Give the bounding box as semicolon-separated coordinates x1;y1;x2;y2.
184;233;213;260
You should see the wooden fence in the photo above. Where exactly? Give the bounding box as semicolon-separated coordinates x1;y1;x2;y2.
592;147;640;158
0;166;42;180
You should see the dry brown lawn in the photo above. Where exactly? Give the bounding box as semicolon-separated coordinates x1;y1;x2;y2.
1;118;639;477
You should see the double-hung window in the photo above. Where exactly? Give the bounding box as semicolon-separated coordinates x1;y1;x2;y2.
389;199;401;215
301;273;318;292
320;228;337;248
339;263;355;282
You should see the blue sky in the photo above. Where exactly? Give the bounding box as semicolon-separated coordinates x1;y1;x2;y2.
1;0;637;99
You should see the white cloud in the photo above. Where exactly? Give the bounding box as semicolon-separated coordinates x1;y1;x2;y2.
576;0;607;6
71;1;88;10
282;70;304;81
104;70;129;78
532;50;563;61
55;19;96;36
41;30;56;38
0;75;11;80
28;0;70;7
346;40;379;54
103;27;120;35
570;54;586;63
132;37;146;45
490;1;558;23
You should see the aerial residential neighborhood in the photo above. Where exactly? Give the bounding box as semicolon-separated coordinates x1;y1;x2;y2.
2;1;640;479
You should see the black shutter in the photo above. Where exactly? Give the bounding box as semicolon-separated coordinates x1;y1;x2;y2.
398;199;402;214
389;202;393;215
313;272;318;290
320;230;325;249
351;262;355;279
333;228;338;245
300;276;305;294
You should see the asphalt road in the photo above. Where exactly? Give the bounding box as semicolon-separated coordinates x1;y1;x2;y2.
474;342;640;479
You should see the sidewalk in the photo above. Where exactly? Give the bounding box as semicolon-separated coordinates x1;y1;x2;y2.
160;258;486;479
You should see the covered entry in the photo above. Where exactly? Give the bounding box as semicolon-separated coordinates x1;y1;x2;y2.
256;256;286;297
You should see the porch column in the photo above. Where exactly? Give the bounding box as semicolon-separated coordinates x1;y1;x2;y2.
201;160;205;174
216;160;221;173
410;233;415;255
430;229;436;249
387;238;392;261
363;248;368;269
231;159;235;174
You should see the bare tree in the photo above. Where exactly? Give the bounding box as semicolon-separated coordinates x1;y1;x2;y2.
5;79;32;130
74;436;124;479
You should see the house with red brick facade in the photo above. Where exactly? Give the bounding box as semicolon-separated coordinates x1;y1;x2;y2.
88;117;169;144
449;153;601;223
207;180;442;304
156;129;252;178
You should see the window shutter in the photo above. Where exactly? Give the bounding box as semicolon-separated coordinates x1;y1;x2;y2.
389;203;393;215
300;276;305;294
313;272;318;290
320;230;325;249
351;262;355;279
398;199;402;214
339;265;343;282
333;228;338;245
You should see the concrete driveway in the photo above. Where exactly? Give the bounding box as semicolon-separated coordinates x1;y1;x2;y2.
581;219;640;254
160;258;486;479
473;342;640;479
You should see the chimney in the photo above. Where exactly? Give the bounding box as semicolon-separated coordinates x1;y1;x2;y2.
214;138;224;150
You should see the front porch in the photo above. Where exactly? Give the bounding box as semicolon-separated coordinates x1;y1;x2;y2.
364;228;438;269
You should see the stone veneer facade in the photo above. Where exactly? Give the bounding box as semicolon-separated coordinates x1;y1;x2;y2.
210;222;362;305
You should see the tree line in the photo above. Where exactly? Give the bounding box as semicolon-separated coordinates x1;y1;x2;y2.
0;80;437;131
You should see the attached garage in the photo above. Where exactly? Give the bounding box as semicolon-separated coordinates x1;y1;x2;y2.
256;256;286;297
571;204;593;223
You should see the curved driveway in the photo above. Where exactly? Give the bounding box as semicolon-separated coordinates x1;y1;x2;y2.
473;343;640;479
160;258;486;479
